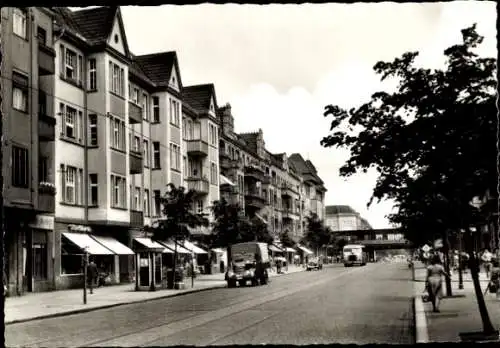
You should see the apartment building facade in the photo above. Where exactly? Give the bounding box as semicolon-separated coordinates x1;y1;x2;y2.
217;105;327;242
2;7;58;296
325;205;373;232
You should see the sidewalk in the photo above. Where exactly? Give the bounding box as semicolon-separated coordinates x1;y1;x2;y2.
413;262;500;343
5;265;304;325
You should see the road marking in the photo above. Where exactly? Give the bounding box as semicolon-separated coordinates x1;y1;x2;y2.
86;266;368;347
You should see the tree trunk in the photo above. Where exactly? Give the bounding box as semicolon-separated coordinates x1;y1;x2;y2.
464;227;496;334
443;231;453;297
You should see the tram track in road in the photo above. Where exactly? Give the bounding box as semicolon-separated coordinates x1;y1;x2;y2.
84;266;368;347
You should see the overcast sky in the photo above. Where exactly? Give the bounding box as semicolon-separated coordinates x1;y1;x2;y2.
115;2;496;228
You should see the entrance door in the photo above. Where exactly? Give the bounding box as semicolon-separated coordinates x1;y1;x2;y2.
139;253;150;287
23;230;33;292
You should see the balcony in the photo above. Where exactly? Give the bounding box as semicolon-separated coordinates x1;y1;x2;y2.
38;114;56;141
261;175;271;185
186;139;209;157
37;183;56;213
245;191;266;210
281;184;298;198
38;43;55;75
130;210;144;227
244;165;264;182
128;102;142;124
185;177;210;195
129;151;143;174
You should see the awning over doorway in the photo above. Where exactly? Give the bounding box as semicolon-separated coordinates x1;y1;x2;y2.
269;245;283;252
211;248;225;254
158;241;192;254
285;247;297;253
182;241;208;254
62;232;114;255
297;245;314;255
133;237;169;253
220;174;236;186
90;235;134;255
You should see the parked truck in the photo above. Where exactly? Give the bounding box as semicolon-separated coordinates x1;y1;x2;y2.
226;242;270;287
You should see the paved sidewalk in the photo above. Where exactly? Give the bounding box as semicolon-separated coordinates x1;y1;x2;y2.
413;262;500;343
5;265;304;325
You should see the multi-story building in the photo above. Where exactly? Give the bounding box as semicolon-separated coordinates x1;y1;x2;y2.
325;205;373;232
2;7;58;296
217;105;327;242
288;153;327;228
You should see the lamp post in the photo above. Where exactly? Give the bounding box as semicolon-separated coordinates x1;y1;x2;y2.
82;246;89;305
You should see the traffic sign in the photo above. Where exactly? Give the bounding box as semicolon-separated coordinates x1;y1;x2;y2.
421;244;431;252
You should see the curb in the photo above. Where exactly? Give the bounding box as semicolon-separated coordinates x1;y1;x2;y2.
6;269;307;326
414;295;429;343
5;284;226;326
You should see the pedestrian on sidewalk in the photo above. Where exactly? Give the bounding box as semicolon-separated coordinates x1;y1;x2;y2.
426;254;451;313
486;258;500;300
481;248;493;279
87;259;98;294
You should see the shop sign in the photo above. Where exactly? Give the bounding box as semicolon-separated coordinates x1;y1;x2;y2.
29;215;54;230
68;224;92;233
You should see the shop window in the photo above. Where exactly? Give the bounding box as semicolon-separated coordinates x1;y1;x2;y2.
61;239;83;275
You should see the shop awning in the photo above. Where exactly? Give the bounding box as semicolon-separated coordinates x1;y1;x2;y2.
285;247;297;253
133;238;169;253
158;241;192;254
90;235;134;255
220;174;236;186
182;241;208;254
62;232;114;255
255;213;267;224
212;248;225;254
297;245;314;255
269;245;283;252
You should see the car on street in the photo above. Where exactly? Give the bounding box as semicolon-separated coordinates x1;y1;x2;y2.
306;257;322;271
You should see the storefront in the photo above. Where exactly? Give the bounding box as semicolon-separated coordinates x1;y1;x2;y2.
284;247;297;264
132;238;167;291
297;245;314;264
181;240;209;274
27;214;55;293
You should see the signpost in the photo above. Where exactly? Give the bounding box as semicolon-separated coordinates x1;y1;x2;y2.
82;247;89;305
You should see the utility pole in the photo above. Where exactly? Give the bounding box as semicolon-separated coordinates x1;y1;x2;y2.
82;248;88;305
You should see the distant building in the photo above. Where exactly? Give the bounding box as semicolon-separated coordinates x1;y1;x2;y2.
325;205;372;232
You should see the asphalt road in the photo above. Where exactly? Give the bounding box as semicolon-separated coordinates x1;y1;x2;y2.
6;262;415;346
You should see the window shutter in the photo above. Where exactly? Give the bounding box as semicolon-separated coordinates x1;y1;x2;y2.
60;164;65;203
60;44;65;77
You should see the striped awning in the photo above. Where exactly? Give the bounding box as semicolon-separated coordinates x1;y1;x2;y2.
62;233;114;255
182;240;208;254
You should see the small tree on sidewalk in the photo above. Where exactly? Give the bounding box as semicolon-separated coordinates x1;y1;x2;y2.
146;183;209;288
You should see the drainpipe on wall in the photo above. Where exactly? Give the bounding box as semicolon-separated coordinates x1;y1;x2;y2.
83;59;89;226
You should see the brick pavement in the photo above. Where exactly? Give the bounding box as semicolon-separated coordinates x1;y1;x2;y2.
413;262;500;343
5;265;305;325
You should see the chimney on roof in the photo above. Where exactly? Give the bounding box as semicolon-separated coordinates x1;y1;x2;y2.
219;104;234;135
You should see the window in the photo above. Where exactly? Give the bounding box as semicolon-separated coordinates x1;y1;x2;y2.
13;87;28;112
142;93;149;120
153;96;160;123
144;189;150;216
13;8;27;38
65;49;76;80
65;106;76;139
65;166;76;204
32;232;48;280
209;124;217;146
89;174;98;206
38;156;49;183
196;200;203;214
109;61;124;96
182;117;187;139
169;98;180;126
110;117;125;150
153;190;161;217
169;143;180;171
210;162;217;185
12;146;29;188
133;135;140;153
131;87;139;104
88;114;98;146
37;27;47;46
153;142;160;169
143;140;149;167
111;175;126;208
134;187;141;210
88;59;97;90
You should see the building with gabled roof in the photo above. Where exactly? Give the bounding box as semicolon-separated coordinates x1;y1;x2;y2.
325;205;373;232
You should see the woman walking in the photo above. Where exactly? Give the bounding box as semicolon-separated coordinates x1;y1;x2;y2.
426;254;450;312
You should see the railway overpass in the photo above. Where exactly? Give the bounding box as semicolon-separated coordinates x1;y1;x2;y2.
333;228;413;262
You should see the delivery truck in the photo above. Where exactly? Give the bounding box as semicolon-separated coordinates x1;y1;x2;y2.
226;242;270;287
